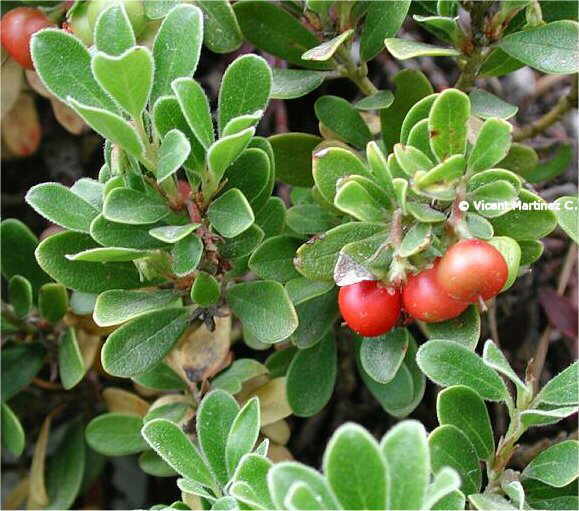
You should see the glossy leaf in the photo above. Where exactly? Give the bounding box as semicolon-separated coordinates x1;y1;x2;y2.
85;413;147;456
360;328;409;384
157;129;191;182
196;0;243;54
469;89;518;120
522;440;579;487
467;119;512;173
8;275;32;318
58;327;86;390
249;235;301;283
428;89;470;161
1;403;25;457
554;196;578;244
536;361;579;406
302;29;353;61
270;132;321;187
385;39;460;59
271;69;326;100
172;77;214;149
208;188;255;238
315;96;372;149
207;128;254;185
103;188;170;225
1;343;46;401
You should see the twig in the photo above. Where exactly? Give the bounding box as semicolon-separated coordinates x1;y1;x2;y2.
514;76;578;142
530;243;577;393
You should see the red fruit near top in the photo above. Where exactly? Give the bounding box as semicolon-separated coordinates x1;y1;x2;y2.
338;280;401;337
436;239;508;302
1;7;54;69
403;261;469;323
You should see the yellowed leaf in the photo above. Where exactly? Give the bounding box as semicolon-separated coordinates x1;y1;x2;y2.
4;477;30;510
268;443;294;463
262;419;291;445
165;316;231;384
76;329;101;370
182;491;202;510
236;374;270;402
24;70;50;98
249;377;292;427
50;98;87;135
2;93;41;158
102;387;150;417
27;408;62;509
1;57;23;119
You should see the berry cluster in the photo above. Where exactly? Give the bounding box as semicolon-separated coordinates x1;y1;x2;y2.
339;240;508;337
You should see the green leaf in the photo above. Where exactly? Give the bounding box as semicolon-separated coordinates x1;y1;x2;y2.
26;182;98;233
191;272;220;307
219;225;264;260
133;362;186;391
521;407;578;429
432;490;466;510
172;78;214;149
413;15;459;44
211;497;238;510
430;424;482;495
385;38;460;59
233;1;331;71
428;89;470;162
469;181;518;219
86;413;147;456
92;47;153;120
1;343;46;401
466;213;495;240
196;390;240;486
417;339;508;401
101;308;188;377
498;143;539;177
499;20;579;74
324;423;387;509
1;219;51;297
157;129;191;183
149;224;199;244
38;282;68;323
208;188;255;238
491;189;557;240
8;275;32;318
416;154;465;189
103;187;170;225
482;340;528;397
1;403;25;457
65;247;150;263
31;29;117;112
286;204;339;235
536;361;578;406
207;128;255;185
437;385;494;460
399;222;432;257
424;467;462;511
223;149;270;207
467;119;513;173
290;288;338;349
406;202;446;223
196;0;243;54
469;89;518;120
268;462;339;510
218;54;272;134
400;94;437;144
302;29;353;61
151;4;203;103
284;482;320;510
231;453;273;509
360;328;409;384
382;69;434;152
248;236;301;283
294;222;384;281
58;327;86;390
227;281;298;344
315;96;372;149
36;231;143;293
71;178;105;211
488;236;521;291
313;147;370;204
142;418;215;487
153;96;205;172
334;180;386;222
467;169;522;193
525;143;573;184
226;398;260;476
90;215;166;250
172;233;204;277
469;493;517;510
270;69;325;100
212;359;267;394
46;419;85;509
395;144;434;176
381;420;430;510
270;133;321;187
139;450;177;477
360;0;411;61
68;98;144;159
407;119;436;161
94;289;179;327
523;440;579;487
554;196;578;244
287;332;337;417
94;4;135;56
480;48;525;77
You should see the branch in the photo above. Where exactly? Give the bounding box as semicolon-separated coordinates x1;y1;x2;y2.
514;76;578;142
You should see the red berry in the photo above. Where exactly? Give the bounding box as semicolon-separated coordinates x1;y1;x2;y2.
338;280;401;337
1;8;54;69
436;239;508;302
403;261;469;323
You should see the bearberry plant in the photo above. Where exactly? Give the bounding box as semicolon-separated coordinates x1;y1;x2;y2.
1;0;578;510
